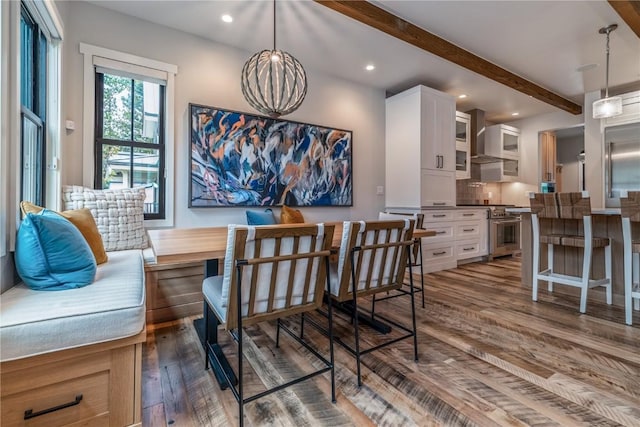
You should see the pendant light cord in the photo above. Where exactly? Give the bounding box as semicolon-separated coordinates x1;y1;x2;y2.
273;0;276;52
604;29;610;98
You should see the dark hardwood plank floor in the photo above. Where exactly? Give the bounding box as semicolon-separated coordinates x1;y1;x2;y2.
142;258;640;426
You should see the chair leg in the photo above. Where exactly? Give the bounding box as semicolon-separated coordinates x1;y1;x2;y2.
418;243;425;309
204;303;210;370
300;313;305;340
532;238;540;302
408;265;418;362
276;318;281;348
580;246;592;314
326;274;336;403
625;246;633;325
547;244;554;292
605;245;612;305
351;289;362;388
371;295;376;321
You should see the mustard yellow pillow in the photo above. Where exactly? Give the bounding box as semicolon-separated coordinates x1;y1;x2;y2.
20;201;109;265
280;205;305;224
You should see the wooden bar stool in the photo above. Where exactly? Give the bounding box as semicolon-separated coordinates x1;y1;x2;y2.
529;192;612;313
620;190;640;325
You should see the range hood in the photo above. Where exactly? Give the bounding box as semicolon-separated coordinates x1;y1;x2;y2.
468;109;503;164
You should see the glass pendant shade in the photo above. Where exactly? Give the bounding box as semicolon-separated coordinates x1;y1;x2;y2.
592;96;623;119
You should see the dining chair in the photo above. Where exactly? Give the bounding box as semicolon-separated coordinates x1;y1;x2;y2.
530;191;612;313
328;219;417;387
620;190;640;325
202;223;336;426
377;211;426;307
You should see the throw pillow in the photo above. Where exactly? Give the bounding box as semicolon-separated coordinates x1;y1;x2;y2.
62;185;148;251
20;201;109;264
15;210;97;291
246;208;277;225
281;205;305;224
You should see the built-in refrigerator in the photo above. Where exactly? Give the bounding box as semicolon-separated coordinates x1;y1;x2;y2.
604;122;640;207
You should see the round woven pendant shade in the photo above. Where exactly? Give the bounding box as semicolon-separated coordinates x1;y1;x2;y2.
241;49;307;118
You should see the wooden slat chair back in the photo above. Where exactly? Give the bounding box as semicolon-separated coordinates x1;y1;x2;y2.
529;191;611;313
330;219;414;302
378;212;427;307
221;223;334;330
620;191;640;325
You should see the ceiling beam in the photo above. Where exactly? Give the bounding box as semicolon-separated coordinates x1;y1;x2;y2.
608;0;640;38
314;0;582;115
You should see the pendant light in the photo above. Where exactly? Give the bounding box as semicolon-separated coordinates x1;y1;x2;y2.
592;24;622;119
240;0;307;118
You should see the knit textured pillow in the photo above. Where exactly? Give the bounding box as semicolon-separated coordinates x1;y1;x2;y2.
281;205;305;224
62;185;148;251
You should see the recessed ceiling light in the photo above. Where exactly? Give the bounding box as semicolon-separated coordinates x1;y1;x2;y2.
458;94;467;99
365;64;375;71
221;14;233;23
511;112;520;116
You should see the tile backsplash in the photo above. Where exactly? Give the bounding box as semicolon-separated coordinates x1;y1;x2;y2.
456;180;502;205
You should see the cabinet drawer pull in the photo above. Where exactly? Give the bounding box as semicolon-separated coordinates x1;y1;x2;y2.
433;202;446;206
433;251;447;255
436;231;447;235
462;213;474;216
24;394;83;420
463;247;475;251
432;214;447;218
462;228;475;232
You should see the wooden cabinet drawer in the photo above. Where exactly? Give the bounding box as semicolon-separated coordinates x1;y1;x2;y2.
2;371;109;427
455;221;481;239
422;223;454;242
454;210;486;221
423;244;454;261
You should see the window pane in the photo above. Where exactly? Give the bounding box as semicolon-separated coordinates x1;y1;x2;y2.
22;116;42;204
101;144;131;189
20;14;34;110
102;74;132;141
134;80;160;144
133;147;160;214
38;32;47;119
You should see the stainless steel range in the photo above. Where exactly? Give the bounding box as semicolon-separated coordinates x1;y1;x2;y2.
488;206;521;259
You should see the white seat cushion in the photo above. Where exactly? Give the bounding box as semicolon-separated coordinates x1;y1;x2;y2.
203;275;227;322
0;250;146;362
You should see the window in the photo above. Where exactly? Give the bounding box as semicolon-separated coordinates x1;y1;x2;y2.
20;5;47;206
80;44;177;227
94;71;166;219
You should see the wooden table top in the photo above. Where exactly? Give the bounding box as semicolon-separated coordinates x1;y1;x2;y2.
148;222;435;266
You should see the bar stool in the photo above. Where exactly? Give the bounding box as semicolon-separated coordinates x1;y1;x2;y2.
620;190;640;325
529;192;612;313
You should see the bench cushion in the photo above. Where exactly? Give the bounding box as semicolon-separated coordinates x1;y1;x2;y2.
0;250;145;362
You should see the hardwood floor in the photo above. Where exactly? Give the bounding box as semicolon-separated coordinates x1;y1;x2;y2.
142;258;640;426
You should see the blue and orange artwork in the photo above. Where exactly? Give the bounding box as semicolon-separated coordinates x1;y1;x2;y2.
189;104;353;207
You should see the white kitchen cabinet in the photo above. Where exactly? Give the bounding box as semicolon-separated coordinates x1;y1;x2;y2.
455;111;471;179
385;85;456;208
421;208;488;272
484;124;521;159
481;158;520;182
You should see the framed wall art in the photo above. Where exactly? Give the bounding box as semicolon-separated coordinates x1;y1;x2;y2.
189;104;353;207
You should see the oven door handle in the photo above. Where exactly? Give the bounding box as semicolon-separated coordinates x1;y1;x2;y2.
491;219;521;225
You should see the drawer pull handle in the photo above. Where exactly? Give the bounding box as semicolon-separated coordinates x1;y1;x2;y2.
433;251;447;255
436;231;447;235
463;228;475;232
463;247;475;251
433;202;446;206
433;214;447;218
462;213;474;216
24;394;83;420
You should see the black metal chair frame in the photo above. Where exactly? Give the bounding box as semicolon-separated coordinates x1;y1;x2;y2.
204;257;336;427
372;238;425;308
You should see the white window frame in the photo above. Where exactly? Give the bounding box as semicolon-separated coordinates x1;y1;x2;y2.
80;43;177;228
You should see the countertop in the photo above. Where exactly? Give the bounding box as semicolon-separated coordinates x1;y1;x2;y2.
506;207;621;215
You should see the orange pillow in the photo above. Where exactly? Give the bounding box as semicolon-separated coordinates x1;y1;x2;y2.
280;205;305;224
20;201;109;265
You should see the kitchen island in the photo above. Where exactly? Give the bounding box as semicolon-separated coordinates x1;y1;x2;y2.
508;207;636;307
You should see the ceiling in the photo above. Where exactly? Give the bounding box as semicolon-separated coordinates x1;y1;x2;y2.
86;0;640;123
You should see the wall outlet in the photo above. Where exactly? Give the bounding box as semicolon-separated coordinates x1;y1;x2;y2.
65;120;75;130
376;186;384;195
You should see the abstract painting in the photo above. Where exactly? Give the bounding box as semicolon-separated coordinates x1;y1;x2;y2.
189;104;352;207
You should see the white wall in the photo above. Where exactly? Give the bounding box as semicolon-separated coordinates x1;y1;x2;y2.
62;2;387;228
502;110;583;206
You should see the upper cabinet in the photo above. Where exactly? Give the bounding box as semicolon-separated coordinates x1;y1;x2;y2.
603;91;640;127
484;124;521;159
540;131;557;182
455;111;471;180
385;85;456;208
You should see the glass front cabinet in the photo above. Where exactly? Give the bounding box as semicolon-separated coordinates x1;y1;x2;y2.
455;111;471;179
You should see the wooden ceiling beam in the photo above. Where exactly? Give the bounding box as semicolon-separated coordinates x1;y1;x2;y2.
314;0;582;115
608;0;640;39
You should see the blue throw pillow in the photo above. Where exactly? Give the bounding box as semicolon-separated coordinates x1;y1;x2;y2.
15;210;97;291
246;208;277;225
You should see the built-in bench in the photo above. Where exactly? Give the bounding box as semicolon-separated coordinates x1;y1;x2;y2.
0;250;146;427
